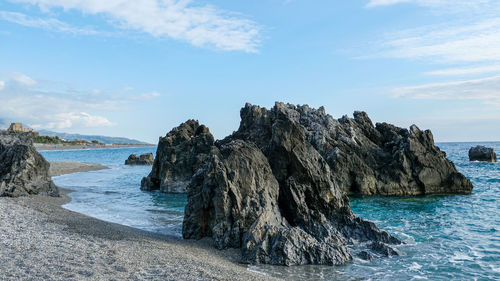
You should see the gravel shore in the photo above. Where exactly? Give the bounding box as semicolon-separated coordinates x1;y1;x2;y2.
0;171;281;280
49;161;110;177
0;189;280;280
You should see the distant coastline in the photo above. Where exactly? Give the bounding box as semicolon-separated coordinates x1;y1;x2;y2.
35;143;155;151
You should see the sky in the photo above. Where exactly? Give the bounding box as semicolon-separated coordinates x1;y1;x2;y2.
1;0;500;143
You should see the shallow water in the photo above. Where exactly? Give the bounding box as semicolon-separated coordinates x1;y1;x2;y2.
40;142;500;280
41;147;187;238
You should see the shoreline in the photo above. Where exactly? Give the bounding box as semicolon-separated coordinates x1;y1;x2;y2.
36;143;155;151
0;187;279;280
0;161;279;280
49;161;110;177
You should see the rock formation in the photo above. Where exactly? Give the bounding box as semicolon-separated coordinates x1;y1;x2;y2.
183;103;402;265
217;103;472;196
469;145;497;162
0;133;58;197
141;120;214;193
125;153;154;165
144;102;473;266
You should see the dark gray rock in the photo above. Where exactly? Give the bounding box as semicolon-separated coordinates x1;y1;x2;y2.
125;153;154;165
357;251;374;261
183;103;401;266
145;102;473;266
368;241;401;257
220;103;472;196
141;120;214;193
0;133;58;197
469;145;497;162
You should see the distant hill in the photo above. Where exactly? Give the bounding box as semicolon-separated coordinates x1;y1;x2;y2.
38;130;151;145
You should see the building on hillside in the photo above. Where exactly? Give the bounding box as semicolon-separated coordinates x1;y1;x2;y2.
7;123;38;135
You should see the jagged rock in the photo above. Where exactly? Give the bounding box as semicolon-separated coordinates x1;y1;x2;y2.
141;120;214;193
357;251;374;261
125;153;154;165
183;103;401;266
221;103;472;196
145;102;473;266
368;241;401;257
0;133;58;197
469;145;497;162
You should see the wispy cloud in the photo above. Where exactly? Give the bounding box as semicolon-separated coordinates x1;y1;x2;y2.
392;75;500;103
425;65;500;76
0;72;161;130
0;10;98;35
139;92;161;99
366;0;413;8
364;0;500;106
366;0;494;10
378;18;500;63
7;0;261;52
11;72;38;86
31;112;114;130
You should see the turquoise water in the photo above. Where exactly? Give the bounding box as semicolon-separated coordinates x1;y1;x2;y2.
40;143;500;280
41;147;187;237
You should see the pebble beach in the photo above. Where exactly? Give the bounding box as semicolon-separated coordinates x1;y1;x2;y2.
0;162;278;281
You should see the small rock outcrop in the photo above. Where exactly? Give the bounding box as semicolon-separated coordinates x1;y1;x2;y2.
125;153;154;165
469;145;497;162
141;120;214;193
183;103;401;265
0;133;58;197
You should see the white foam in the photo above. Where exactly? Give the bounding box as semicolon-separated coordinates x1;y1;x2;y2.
409;262;422;271
449;252;474;262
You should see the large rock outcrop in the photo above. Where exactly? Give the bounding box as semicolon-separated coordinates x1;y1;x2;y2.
183;103;401;265
0;133;58;197
469;145;497;162
220;103;472;196
141;120;214;193
125;153;154;165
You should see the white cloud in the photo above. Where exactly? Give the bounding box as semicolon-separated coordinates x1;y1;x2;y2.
392;75;500;102
0;72;160;130
7;0;261;52
32;112;114;130
366;0;493;9
140;92;161;99
378;18;500;63
10;72;37;86
366;0;413;7
0;81;5;90
425;65;500;76
364;0;500;106
0;10;98;35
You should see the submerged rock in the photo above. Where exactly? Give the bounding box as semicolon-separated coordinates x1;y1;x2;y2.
183;103;401;265
125;153;154;165
0;133;58;197
141;120;214;193
469;145;497;162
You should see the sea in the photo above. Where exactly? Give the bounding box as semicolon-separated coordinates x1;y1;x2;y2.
39;142;500;281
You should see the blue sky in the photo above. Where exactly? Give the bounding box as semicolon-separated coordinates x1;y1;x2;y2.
1;0;500;143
